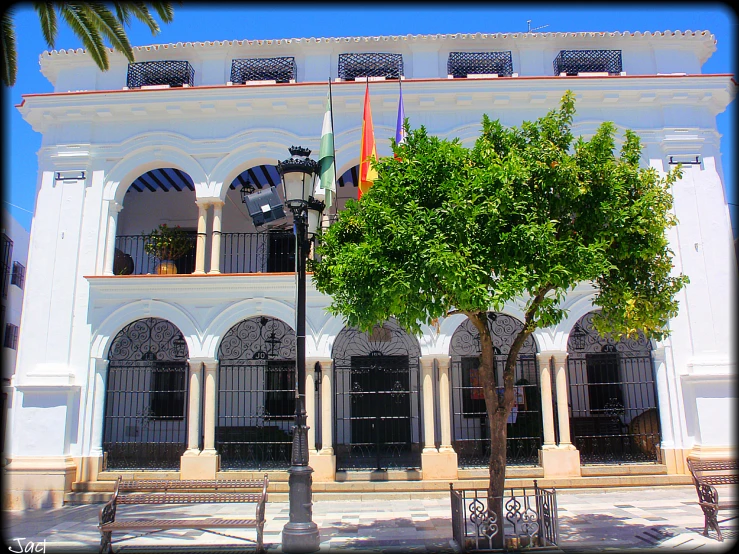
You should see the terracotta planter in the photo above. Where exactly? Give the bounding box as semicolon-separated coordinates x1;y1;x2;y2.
156;260;178;274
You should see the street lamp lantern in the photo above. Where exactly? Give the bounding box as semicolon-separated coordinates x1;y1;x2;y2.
278;146;318;210
277;145;323;554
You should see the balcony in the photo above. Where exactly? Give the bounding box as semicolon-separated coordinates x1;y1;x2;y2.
230;57;296;84
113;231;295;275
337;53;403;81
447;51;514;78
553;50;622;76
126;61;195;89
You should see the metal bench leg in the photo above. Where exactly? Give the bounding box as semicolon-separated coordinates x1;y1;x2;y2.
702;507;723;542
257;522;265;554
99;530;113;554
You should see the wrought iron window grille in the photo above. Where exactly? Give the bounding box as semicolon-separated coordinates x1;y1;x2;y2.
553;50;622;76
230;57;297;84
447;51;514;78
126;60;195;89
338;52;404;81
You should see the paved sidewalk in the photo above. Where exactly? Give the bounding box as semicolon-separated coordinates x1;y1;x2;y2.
1;485;735;552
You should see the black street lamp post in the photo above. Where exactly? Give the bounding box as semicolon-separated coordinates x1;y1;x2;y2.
277;146;324;554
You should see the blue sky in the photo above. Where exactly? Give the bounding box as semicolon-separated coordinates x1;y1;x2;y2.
3;3;736;235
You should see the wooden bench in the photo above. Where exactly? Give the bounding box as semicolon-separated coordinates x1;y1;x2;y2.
98;475;268;553
686;458;737;541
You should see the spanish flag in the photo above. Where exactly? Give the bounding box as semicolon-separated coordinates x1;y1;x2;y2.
358;80;377;199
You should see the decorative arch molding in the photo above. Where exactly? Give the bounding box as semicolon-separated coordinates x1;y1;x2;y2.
203;297;296;359
567;310;655;356
448;312;539;357
331;318;422;362
103;142;207;205
90;300;200;359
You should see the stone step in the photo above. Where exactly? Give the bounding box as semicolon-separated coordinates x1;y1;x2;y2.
65;473;692;505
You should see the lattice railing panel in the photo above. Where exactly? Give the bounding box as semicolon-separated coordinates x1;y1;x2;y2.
447;51;514;77
338;52;403;81
126;61;195;88
230;57;297;84
553;50;622;75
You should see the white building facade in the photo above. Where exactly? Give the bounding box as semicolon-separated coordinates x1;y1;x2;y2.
4;30;736;510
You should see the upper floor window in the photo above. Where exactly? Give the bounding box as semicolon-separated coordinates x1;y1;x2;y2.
447;51;514;78
11;261;25;290
4;323;18;350
1;234;12;300
230;57;296;84
338;53;403;81
553;50;623;76
126;60;195;89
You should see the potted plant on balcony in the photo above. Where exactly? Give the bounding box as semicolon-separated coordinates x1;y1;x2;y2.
143;223;191;274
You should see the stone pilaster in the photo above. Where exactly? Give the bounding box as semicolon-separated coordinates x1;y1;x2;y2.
102;201;122;275
307;357;335;482
420;356;457;480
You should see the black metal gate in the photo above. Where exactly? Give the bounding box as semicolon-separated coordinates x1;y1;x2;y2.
450;313;543;467
567;312;661;464
333;320;422;470
216;316;296;470
103;318;189;470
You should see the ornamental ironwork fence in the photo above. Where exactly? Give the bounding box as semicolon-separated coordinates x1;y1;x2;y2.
333;320;422;470
553;50;622;75
230;57;297;83
566;312;661;464
126;61;195;88
102;318;189;470
338;53;404;81
447;51;514;77
216;316;296;470
450;313;543;467
450;483;559;552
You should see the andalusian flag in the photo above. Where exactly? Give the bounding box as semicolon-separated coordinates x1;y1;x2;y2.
315;87;336;208
358;80;377;199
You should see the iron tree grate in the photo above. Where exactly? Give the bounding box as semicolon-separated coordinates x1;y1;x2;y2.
338;52;403;81
447;51;514;78
126;61;195;88
553;50;622;76
230;57;297;84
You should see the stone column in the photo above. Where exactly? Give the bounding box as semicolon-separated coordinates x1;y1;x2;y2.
652;346;683;473
193;201;209;275
194;359;219;478
102;201;122;275
305;361;316;452
537;352;557;448
544;351;580;477
208;200;224;274
420;356;458;480
420;356;436;453
307;357;335;482
181;360;209;479
79;358;108;483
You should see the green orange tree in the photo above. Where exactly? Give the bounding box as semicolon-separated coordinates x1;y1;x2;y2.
312;91;687;546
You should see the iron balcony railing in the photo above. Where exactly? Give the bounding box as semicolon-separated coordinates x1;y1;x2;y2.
113;231;295;275
447;51;514;78
553;50;622;76
126;60;195;88
230;57;297;84
338;52;403;81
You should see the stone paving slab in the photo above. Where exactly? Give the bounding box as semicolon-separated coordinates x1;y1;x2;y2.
2;485;736;552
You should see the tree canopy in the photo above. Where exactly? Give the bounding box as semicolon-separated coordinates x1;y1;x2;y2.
313;91;687;342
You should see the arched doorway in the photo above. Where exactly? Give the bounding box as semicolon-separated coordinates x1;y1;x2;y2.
332;319;422;470
102;317;189;469
216;316;296;469
449;313;542;467
566;311;661;464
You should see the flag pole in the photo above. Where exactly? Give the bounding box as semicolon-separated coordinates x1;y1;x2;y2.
328;78;337;216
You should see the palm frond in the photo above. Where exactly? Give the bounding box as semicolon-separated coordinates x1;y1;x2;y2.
33;2;57;49
118;2;159;35
58;4;110;71
1;8;17;86
148;1;176;23
79;3;134;62
111;2;131;26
